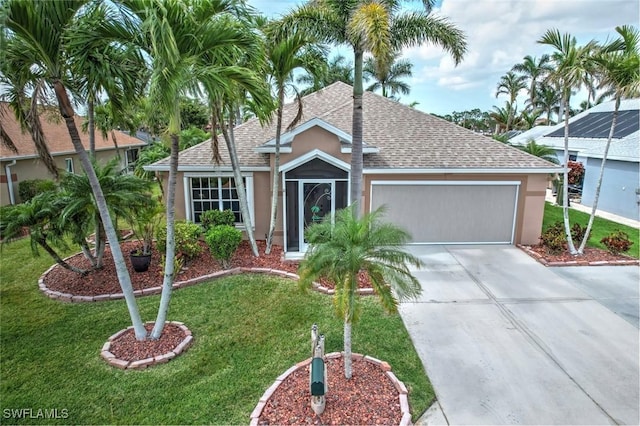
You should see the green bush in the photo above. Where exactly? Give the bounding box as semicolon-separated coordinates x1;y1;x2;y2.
571;223;589;244
204;225;242;269
600;230;633;255
18;179;56;203
200;209;235;230
156;220;203;260
539;222;565;254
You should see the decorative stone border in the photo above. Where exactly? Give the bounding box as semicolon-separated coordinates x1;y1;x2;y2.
39;264;374;303
100;321;193;370
518;244;639;267
249;352;412;426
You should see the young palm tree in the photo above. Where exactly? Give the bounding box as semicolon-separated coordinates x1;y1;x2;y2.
517;139;559;164
577;25;640;254
263;23;326;254
297;53;354;96
284;0;466;214
4;0;147;339
363;51;413;99
511;54;553;110
539;29;599;255
495;71;527;131
490;102;516;135
299;204;423;379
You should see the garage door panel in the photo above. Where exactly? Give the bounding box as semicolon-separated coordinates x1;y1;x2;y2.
371;183;518;244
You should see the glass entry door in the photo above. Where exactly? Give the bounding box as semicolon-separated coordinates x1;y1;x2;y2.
299;181;334;252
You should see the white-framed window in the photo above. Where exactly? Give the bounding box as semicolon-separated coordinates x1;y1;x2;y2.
125;148;139;173
189;176;253;226
65;158;74;174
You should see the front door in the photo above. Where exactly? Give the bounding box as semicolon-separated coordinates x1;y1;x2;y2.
299;180;334;252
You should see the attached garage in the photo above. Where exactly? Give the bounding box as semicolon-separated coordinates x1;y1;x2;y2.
370;181;520;244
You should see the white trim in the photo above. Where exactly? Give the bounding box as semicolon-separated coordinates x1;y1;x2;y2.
369;180;521;245
184;171;254;178
145;164;270;172
183;175;191;221
363;167;560;174
65;157;74;174
254;146;293;154
280;149;350;173
341;146;379;154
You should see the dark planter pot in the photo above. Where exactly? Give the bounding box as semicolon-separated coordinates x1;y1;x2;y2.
130;250;152;273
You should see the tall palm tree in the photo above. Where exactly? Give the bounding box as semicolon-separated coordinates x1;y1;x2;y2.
495;71;527;131
529;84;560;124
363;51;413;99
297;53;354;96
299;205;423;379
4;0;147;339
511;54;553;110
577;25;640;254
263;23;326;254
539;29;599;255
285;0;466;214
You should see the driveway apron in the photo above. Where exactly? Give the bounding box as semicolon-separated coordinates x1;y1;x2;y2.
400;245;639;425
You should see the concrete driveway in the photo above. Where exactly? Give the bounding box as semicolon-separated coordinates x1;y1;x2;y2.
399;245;639;425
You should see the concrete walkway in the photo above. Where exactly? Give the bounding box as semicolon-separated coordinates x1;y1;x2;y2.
402;245;639;425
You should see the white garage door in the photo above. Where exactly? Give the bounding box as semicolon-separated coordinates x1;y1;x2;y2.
370;181;519;244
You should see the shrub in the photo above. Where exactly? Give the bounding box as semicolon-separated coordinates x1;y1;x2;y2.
18;179;56;203
156;220;203;260
200;209;235;230
570;223;589;244
539;222;566;254
205;225;242;269
600;230;633;255
567;161;585;185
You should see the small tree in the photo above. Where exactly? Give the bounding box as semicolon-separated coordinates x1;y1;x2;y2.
298;204;423;379
205;225;242;269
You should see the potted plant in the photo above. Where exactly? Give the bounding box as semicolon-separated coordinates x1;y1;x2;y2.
129;200;163;272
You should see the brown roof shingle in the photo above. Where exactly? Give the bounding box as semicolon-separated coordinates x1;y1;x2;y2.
151;82;558;170
0;103;146;159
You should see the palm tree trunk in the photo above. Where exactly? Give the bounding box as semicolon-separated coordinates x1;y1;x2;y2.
561;91;577;254
343;318;352;379
578;96;620;254
265;89;285;255
52;80;147;340
350;48;364;217
218;105;259;257
88;98;95;157
151;132;179;339
38;236;88;275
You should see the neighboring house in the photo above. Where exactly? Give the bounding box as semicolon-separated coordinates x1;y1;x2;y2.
509;99;640;220
0;103;147;205
146;82;559;254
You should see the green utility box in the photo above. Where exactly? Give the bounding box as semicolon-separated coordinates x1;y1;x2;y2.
310;357;325;396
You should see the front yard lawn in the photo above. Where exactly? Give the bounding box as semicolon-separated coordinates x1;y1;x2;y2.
543;202;639;259
0;237;433;424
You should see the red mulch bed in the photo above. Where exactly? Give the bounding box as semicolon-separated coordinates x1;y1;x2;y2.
43;240;373;297
258;357;401;425
109;323;186;362
522;244;639;265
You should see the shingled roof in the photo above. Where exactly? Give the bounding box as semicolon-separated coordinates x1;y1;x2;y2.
0;103;146;159
149;82;559;171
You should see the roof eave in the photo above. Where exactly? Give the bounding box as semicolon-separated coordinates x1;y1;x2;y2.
363;167;562;174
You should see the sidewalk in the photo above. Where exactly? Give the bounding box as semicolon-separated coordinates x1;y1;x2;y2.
545;189;640;229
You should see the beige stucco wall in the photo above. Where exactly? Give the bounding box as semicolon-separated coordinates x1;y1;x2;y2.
1;150;132;205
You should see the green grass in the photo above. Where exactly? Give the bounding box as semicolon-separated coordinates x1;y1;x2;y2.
543;202;639;258
0;238;433;425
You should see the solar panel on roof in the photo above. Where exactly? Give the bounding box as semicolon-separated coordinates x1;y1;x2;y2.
546;110;639;138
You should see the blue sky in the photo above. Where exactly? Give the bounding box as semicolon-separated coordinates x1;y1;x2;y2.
248;0;639;116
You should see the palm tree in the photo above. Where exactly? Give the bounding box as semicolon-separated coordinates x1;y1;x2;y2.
511;54;553;110
263;23;326;254
577;25;640;254
490;102;515;135
516;109;543;130
538;29;599;255
495;71;527;131
4;0;147;339
529;84;560;124
299;204;423;379
363;51;413;99
297;53;354;96
517;139;559;164
285;0;466;214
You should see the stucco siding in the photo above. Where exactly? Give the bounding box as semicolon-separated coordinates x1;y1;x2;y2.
581;158;639;220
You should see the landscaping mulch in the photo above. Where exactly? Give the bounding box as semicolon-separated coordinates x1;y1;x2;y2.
258;357;402;425
108;323;186;362
520;244;639;265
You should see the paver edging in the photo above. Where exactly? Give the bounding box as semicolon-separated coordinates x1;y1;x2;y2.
100;321;193;370
517;244;639;267
250;352;412;425
39;264;373;303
